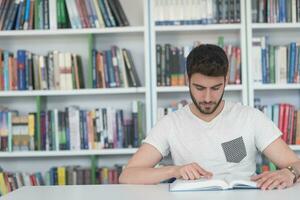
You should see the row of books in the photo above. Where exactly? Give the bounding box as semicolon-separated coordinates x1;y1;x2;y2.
252;0;300;23
92;47;141;88
0;101;145;152
254;99;300;145
62;0;129;29
0;0;130;31
0;47;141;91
154;0;241;26
0;0;50;30
156;40;241;86
0;165;123;196
0;49;85;91
252;37;300;84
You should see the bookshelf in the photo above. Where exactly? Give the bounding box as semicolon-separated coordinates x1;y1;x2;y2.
246;1;300;147
0;0;150;174
0;0;299;193
149;0;248;124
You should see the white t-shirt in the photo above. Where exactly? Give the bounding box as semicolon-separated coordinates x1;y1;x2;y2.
143;101;282;176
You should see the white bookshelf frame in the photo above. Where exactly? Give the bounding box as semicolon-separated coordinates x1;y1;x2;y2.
149;0;249;124
0;149;138;158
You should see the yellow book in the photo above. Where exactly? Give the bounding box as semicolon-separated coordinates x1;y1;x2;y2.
0;173;8;195
28;114;35;137
57;167;66;185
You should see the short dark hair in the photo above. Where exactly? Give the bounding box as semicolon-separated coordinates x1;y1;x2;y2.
186;44;229;80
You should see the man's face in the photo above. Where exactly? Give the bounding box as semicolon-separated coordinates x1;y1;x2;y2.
189;73;226;115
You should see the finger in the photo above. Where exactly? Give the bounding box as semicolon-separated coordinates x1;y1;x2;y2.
180;171;189;180
256;173;276;187
192;163;213;178
251;172;269;181
277;182;287;190
267;180;280;190
261;178;276;190
185;169;195;180
190;168;202;179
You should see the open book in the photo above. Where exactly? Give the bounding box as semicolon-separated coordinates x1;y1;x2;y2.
169;174;258;191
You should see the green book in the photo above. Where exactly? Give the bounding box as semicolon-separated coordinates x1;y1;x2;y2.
269;162;277;171
218;36;224;48
34;0;40;29
269;45;275;83
36;96;41;150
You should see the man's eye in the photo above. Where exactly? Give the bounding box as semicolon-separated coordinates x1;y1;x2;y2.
196;87;204;91
212;87;220;91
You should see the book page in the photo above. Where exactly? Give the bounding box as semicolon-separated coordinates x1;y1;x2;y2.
224;174;258;189
169;177;230;191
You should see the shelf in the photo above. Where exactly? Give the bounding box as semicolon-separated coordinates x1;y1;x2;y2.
156;85;243;93
254;84;300;90
155;24;241;32
0;149;138;158
0;26;145;37
0;87;146;97
252;23;300;30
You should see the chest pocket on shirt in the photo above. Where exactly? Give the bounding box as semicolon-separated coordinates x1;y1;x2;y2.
221;136;247;163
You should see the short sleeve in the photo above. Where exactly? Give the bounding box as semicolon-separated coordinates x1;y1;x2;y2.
142;115;171;157
253;109;282;152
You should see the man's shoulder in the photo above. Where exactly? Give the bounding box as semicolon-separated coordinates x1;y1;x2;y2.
227;101;259;115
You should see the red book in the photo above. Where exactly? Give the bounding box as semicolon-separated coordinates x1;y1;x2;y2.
282;104;290;143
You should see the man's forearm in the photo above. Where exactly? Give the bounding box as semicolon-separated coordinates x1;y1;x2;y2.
119;166;178;184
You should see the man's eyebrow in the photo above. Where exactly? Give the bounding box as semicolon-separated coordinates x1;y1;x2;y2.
192;83;223;88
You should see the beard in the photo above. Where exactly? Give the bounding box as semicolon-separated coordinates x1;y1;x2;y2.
189;88;224;115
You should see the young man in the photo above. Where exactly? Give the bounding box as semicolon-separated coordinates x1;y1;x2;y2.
119;44;300;190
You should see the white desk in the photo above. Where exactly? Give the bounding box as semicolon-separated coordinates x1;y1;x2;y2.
1;184;300;200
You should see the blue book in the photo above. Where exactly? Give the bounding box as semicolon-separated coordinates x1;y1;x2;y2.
92;49;97;88
3;51;10;91
98;0;111;27
82;110;88;150
272;105;279;127
15;0;24;31
289;43;296;83
105;50;116;88
17;50;26;90
23;0;31;29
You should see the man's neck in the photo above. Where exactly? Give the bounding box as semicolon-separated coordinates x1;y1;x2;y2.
189;100;225;122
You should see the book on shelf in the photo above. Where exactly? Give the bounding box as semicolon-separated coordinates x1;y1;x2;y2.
254;98;300;145
0;0;130;31
156;38;241;87
154;0;240;26
252;36;300;84
252;0;300;23
169;174;258;192
0;101;145;152
0;164;124;196
93;47;141;88
0;49;85;91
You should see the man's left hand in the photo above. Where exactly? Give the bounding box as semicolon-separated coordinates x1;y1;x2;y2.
251;169;295;190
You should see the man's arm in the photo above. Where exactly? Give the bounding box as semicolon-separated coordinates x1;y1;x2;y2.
119;143;213;184
251;137;300;190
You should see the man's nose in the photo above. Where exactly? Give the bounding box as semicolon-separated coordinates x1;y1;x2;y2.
204;90;211;102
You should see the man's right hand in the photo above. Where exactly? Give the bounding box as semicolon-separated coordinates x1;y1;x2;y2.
173;162;213;180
